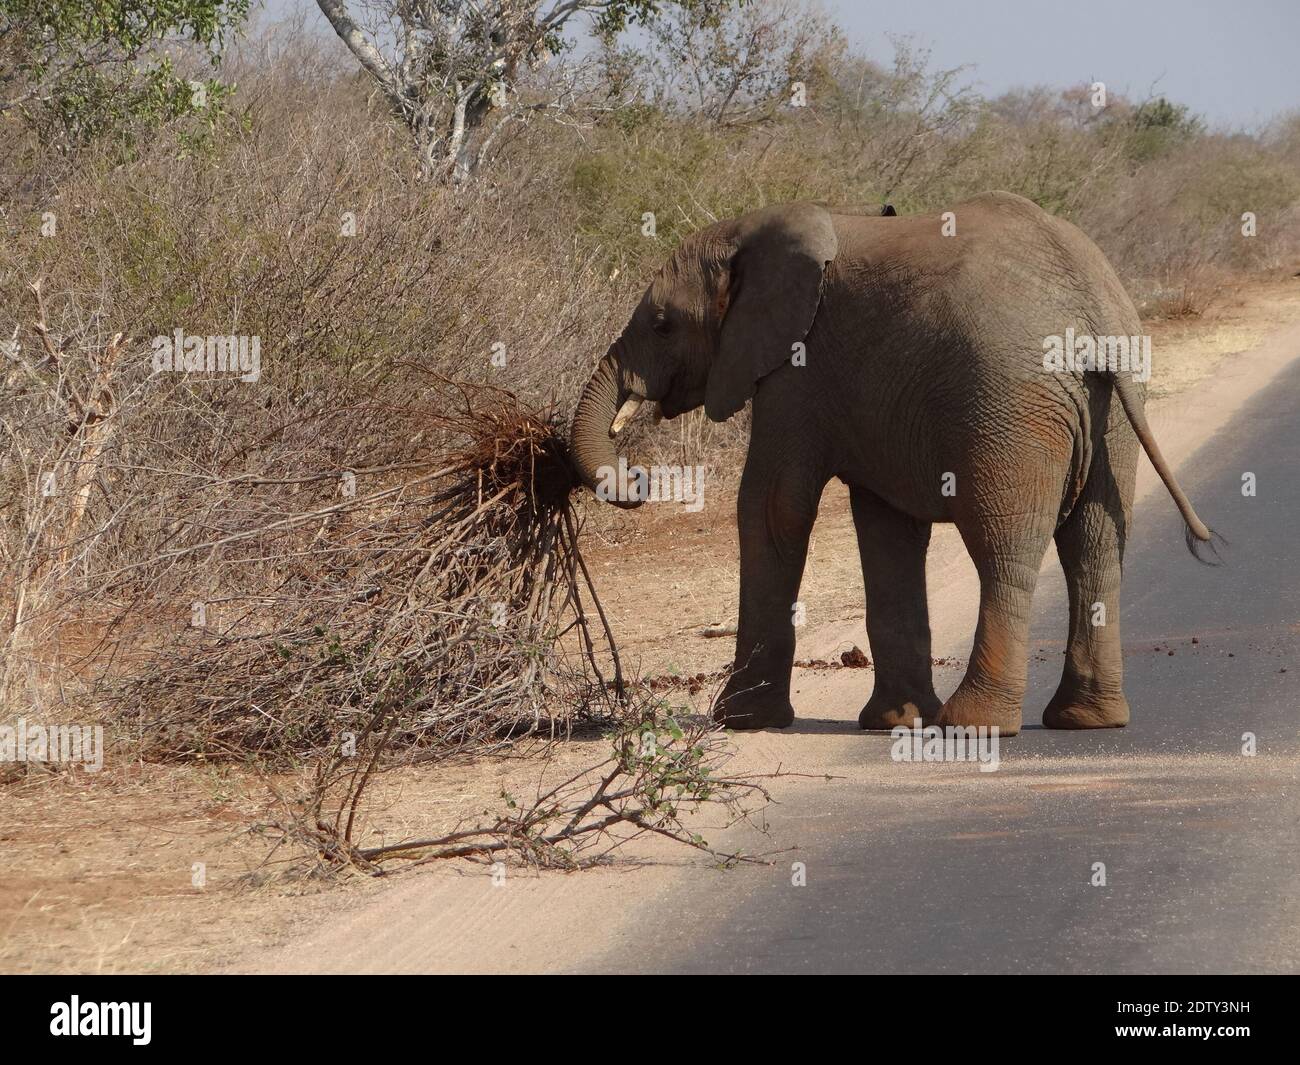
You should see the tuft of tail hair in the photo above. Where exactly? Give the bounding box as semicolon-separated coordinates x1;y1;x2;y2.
1184;523;1227;565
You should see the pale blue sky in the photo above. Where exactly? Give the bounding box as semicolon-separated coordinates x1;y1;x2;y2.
825;0;1297;130
260;0;1298;129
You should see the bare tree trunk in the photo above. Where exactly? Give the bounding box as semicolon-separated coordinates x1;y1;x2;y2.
313;0;593;182
315;0;497;183
447;85;493;183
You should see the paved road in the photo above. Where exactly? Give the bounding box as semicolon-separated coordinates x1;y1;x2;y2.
598;359;1300;974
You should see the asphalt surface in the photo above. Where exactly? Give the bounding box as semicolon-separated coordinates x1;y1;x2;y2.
599;358;1300;974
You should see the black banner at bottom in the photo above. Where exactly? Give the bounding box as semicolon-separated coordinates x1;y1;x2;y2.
1;974;1292;1051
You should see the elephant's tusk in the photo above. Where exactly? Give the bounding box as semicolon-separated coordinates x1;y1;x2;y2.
610;394;645;437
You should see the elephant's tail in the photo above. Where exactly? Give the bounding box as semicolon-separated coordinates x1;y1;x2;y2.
1112;374;1223;564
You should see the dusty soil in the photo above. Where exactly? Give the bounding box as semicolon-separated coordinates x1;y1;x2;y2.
2;273;1298;974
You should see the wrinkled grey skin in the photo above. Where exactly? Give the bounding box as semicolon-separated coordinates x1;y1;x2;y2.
570;192;1212;736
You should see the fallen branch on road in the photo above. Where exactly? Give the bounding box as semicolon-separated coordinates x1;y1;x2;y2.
256;686;783;876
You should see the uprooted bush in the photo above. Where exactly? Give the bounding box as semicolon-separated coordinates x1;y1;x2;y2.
93;380;626;764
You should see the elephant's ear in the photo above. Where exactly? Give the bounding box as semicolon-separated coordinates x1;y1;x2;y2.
705;203;838;423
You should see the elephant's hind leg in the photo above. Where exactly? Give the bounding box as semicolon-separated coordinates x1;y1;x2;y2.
936;511;1057;738
1042;460;1132;729
850;488;941;730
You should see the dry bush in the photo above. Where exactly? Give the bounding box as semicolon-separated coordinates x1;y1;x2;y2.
101;381;629;764
1068;131;1300;318
0;307;624;762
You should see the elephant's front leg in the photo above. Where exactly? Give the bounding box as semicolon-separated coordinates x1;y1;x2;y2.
713;451;827;730
850;487;941;730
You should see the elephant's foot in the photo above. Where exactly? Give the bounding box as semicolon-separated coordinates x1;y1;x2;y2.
712;681;795;731
858;682;941;731
928;681;1022;737
1042;687;1129;729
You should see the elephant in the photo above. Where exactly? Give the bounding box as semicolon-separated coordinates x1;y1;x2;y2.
569;192;1214;736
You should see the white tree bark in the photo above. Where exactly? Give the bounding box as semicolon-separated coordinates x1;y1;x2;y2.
313;0;621;181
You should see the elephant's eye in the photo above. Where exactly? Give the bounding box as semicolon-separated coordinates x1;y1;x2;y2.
651;312;672;337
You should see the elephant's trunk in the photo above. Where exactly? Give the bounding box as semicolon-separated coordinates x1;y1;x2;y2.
569;345;645;509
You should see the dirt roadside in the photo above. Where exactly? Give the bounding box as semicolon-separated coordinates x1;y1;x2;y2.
2;276;1298;975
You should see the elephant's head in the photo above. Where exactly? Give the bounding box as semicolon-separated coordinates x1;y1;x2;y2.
569;203;838;507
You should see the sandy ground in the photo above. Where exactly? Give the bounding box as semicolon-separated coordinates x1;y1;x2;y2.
2;275;1299;974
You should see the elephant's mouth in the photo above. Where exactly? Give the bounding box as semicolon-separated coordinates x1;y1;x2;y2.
656;379;705;422
655;396;683;421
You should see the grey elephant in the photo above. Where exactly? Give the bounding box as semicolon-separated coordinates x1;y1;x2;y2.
569;192;1214;736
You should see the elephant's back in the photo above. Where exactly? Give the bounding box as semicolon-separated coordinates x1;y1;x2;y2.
950;192;1140;337
831;192;1140;339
